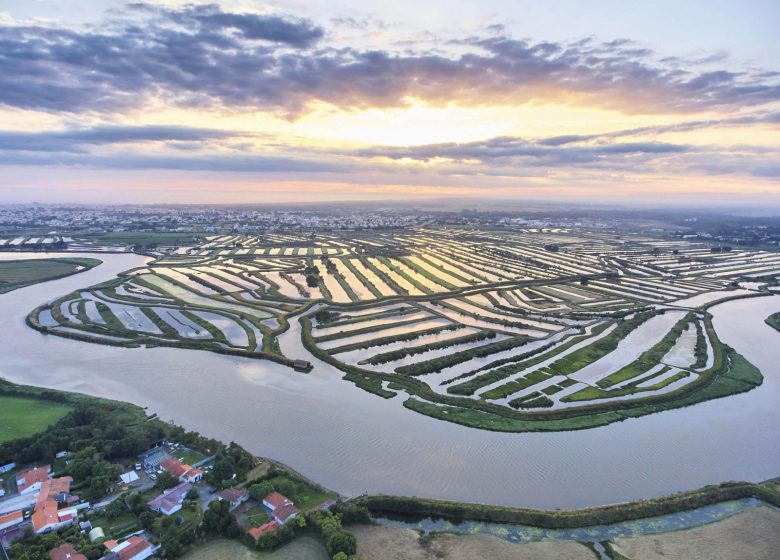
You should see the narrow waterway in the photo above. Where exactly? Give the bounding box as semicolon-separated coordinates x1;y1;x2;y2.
0;253;778;509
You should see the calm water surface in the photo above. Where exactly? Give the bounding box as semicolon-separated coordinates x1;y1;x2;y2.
0;253;778;509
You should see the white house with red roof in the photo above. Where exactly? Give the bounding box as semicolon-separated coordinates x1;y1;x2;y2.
104;534;158;560
262;492;298;524
16;465;51;494
160;458;203;483
31;500;77;534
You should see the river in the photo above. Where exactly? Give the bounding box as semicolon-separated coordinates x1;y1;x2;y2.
1;253;778;509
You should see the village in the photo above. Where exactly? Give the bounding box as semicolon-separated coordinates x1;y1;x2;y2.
0;439;337;560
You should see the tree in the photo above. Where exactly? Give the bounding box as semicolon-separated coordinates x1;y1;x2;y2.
326;531;357;557
155;471;179;491
202;500;240;538
333;503;371;525
249;481;274;502
185;488;200;502
139;511;156;531
306;274;319;288
105;498;126;520
332;554;359;560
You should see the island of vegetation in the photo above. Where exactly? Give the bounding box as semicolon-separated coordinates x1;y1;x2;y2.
25;228;772;432
0;257;101;293
765;310;780;332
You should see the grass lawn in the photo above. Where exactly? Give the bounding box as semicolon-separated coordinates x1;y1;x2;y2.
263;474;337;512
172;447;207;465
0;395;72;443
244;504;271;528
0;258;101;293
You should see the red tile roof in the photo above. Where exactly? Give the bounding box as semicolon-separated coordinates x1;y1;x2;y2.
116;535;151;560
160;458;188;478
264;491;292;510
0;511;23;527
49;543;87;560
273;503;299;523
31;499;59;533
16;465;50;491
248;520;279;540
161;458;202;481
219;487;248;502
37;476;73;505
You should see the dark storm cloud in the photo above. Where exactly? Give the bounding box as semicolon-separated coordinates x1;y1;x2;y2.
0;4;778;116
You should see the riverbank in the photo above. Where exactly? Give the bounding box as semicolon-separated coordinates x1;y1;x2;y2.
352;479;780;529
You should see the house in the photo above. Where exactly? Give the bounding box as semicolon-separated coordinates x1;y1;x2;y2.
147;482;191;516
262;491;293;510
0;510;23;531
160;458;203;483
16;465;51;494
32;499;76;534
247;520;279;541
217;487;248;510
262;492;298;524
119;471;140;485
104;535;157;560
39;476;74;503
49;543;87;560
271;503;299;524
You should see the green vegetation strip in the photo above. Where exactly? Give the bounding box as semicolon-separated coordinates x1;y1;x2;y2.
313;315;437;343
325;324;464;355
353;479;780;529
596;313;692;388
445;325;609;396
394;335;531;376
364;330;497;365
545;311;656;377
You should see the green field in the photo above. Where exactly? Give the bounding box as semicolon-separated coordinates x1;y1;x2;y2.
0;395;72;443
0;257;101;293
80;231;203;246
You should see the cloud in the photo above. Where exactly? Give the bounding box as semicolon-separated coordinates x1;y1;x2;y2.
357;137;689;167
0;150;345;173
0;4;777;116
0;125;243;152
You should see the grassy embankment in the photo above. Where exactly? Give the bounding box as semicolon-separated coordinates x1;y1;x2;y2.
353;479;780;529
0;257;102;293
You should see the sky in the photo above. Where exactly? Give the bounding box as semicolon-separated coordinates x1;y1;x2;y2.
0;0;778;206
